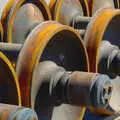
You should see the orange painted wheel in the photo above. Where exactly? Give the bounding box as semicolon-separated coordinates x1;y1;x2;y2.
0;51;21;106
10;3;45;44
0;22;3;41
51;0;89;25
88;0;114;16
49;0;56;9
6;0;52;43
0;0;15;42
0;0;14;23
84;8;120;115
16;21;89;120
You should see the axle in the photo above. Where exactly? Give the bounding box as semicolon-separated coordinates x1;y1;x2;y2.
0;41;120;76
35;61;112;109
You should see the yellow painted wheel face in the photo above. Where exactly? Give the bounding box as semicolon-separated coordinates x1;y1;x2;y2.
52;0;84;25
1;0;14;22
0;52;21;106
0;22;3;41
84;8;120;115
50;0;89;17
7;0;52;43
16;21;89;120
91;0;115;16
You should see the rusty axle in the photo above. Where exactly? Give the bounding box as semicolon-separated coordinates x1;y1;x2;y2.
34;61;112;109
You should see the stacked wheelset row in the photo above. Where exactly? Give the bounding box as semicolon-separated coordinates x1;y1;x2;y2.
0;0;120;120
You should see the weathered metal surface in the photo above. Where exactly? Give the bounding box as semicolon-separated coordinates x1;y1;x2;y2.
51;0;87;25
84;8;120;115
31;61;112;108
0;51;21;105
88;0;114;16
16;21;89;120
12;3;44;43
69;72;112;108
0;103;38;120
5;0;52;43
0;0;14;19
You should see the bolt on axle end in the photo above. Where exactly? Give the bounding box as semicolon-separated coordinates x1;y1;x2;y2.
90;74;113;108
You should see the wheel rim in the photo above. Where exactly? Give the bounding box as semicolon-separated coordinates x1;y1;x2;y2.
84;8;120;115
16;21;89;120
7;0;52;43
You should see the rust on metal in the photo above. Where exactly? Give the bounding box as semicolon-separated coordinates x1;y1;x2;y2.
0;0;14;23
84;8;120;115
6;0;52;43
51;0;89;25
12;3;45;43
68;71;93;106
88;0;114;16
16;21;89;120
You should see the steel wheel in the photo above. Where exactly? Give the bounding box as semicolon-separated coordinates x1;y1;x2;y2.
16;21;89;120
0;0;14;22
88;0;114;16
51;0;89;25
84;8;120;115
7;0;52;43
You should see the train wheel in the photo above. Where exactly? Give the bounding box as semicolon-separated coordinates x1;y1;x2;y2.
16;21;89;120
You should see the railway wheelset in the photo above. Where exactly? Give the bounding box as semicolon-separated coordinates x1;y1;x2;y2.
0;0;120;120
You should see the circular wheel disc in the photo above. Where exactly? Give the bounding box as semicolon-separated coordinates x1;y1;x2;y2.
84;8;120;115
11;3;45;44
51;0;89;25
50;0;90;18
0;0;14;21
16;21;89;120
7;0;52;43
88;0;114;16
0;52;21;105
